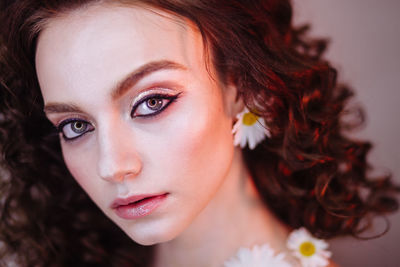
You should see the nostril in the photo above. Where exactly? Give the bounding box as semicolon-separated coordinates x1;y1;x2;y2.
101;171;135;182
124;171;138;180
98;164;142;182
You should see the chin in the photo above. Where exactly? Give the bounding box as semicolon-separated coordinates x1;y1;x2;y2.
129;231;176;246
120;217;188;246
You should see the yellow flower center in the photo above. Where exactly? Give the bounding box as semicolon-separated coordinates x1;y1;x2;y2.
242;112;258;126
299;241;316;257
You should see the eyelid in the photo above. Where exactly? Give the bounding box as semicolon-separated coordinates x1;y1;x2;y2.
55;116;93;130
130;88;177;109
130;88;181;117
56;118;94;142
52;111;93;127
57;118;78;131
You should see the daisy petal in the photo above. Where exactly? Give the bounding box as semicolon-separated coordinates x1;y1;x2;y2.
287;228;332;267
224;244;292;267
232;107;270;150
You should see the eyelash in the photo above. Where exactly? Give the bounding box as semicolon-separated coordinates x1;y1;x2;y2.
130;93;180;118
56;92;181;142
56;118;94;142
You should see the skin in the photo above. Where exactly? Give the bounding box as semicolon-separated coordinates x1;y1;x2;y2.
36;3;292;267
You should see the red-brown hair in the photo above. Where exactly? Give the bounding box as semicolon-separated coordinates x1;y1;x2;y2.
0;0;399;266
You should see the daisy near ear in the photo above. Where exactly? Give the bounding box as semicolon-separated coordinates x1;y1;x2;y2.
232;107;270;150
287;228;332;267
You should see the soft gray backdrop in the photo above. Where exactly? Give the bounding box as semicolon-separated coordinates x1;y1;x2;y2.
292;0;400;266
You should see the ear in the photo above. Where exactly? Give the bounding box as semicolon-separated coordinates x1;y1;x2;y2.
223;83;244;119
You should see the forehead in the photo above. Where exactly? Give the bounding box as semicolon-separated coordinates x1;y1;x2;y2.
35;3;206;103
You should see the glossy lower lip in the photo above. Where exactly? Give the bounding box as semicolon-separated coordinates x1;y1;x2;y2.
112;193;168;220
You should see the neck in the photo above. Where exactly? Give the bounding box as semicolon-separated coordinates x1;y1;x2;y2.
152;149;290;267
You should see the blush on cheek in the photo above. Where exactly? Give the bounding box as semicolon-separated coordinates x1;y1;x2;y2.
62;147;94;190
62;148;78;178
171;101;234;180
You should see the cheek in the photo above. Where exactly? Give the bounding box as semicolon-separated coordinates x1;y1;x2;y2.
155;91;234;194
62;147;85;181
61;142;102;198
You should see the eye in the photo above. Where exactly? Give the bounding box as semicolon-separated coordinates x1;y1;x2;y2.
131;93;180;118
57;119;95;141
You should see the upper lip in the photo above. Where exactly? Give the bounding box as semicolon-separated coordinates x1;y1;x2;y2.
110;193;167;209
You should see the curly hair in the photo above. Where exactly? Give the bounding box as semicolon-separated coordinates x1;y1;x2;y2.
0;0;399;266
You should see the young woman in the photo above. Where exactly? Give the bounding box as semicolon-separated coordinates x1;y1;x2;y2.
0;0;398;266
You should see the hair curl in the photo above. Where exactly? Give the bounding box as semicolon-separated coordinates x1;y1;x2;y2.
0;0;399;266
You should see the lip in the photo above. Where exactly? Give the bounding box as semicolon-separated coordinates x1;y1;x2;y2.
111;193;168;220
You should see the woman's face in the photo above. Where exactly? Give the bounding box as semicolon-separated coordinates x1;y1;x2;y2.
36;3;240;245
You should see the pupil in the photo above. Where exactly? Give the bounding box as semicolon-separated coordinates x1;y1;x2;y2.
72;122;86;133
147;98;162;110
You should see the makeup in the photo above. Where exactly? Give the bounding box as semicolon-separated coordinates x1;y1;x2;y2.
57;118;94;141
130;90;182;118
111;193;168;220
38;3;238;245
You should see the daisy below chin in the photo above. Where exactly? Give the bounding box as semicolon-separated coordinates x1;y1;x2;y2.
286;228;332;267
224;243;292;267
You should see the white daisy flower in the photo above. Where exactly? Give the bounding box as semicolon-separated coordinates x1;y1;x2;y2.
224;243;292;267
232;107;270;150
287;228;332;267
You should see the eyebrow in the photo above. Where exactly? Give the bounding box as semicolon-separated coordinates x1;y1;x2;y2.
111;60;187;100
43;103;84;114
43;60;187;114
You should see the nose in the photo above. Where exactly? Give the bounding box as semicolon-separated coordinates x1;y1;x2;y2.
97;120;142;183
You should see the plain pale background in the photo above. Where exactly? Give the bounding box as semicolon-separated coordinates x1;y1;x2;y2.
292;0;400;266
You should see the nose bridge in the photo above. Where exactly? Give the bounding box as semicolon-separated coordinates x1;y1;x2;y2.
97;117;141;182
